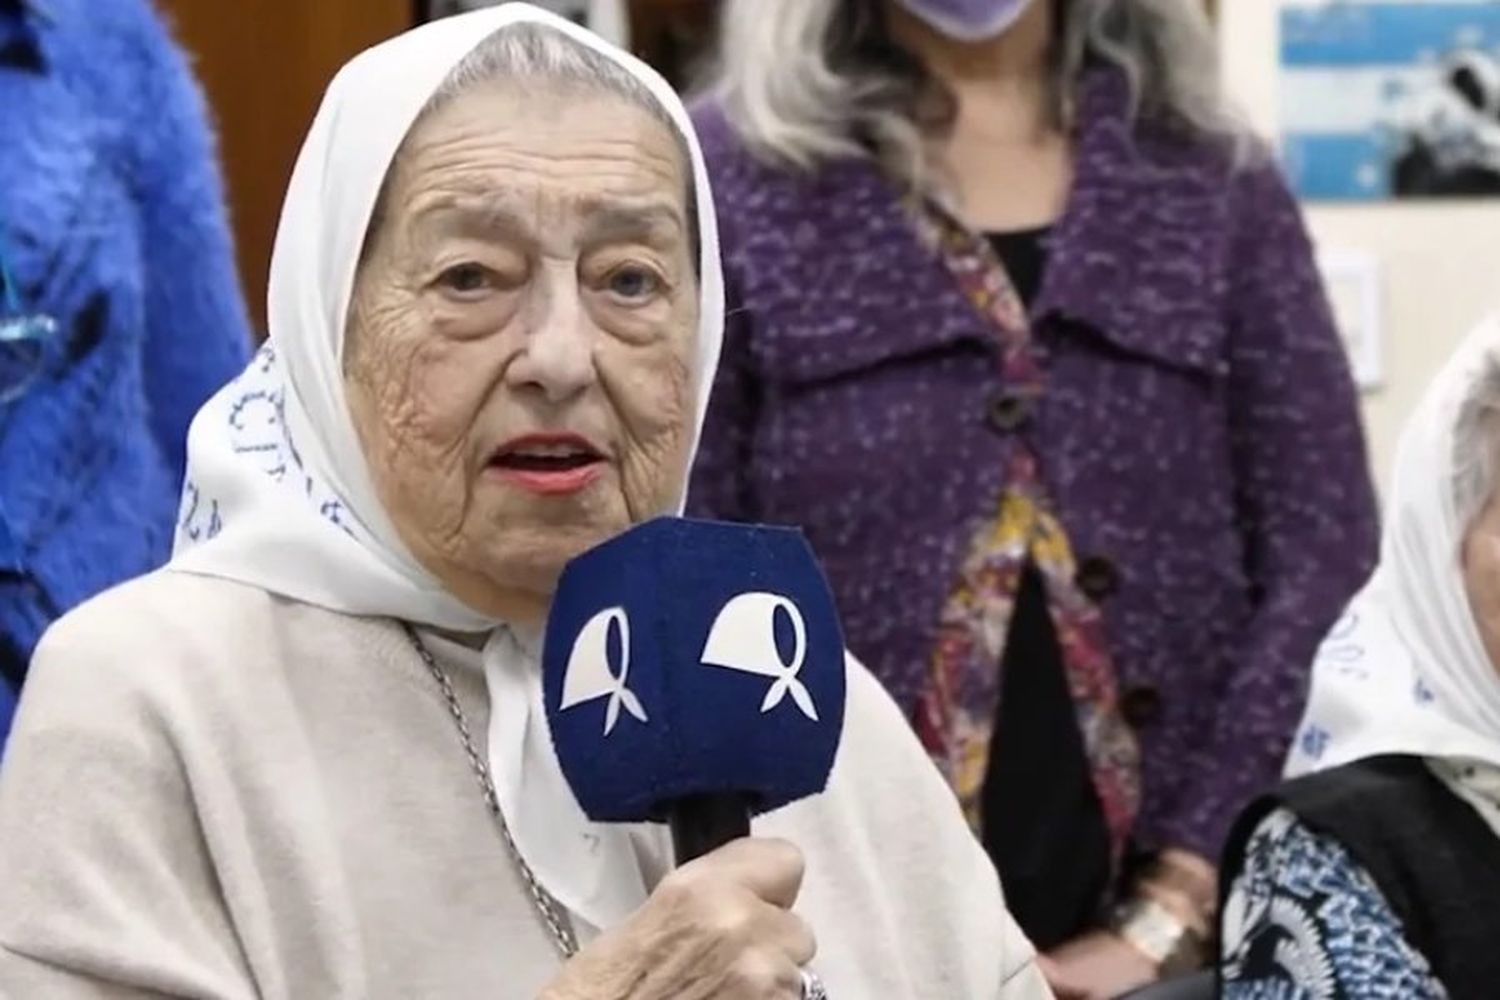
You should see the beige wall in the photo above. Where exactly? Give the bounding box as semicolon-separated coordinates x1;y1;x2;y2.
1219;0;1500;494
160;0;414;335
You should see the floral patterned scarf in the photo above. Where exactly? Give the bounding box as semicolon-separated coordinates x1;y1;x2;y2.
909;203;1142;872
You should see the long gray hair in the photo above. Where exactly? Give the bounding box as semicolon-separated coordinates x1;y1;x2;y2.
702;0;1242;181
1454;350;1500;532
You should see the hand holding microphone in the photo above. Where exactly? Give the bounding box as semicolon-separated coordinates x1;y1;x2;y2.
541;838;815;1000
536;517;845;1000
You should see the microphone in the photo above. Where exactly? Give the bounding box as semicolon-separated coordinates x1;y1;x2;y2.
542;516;847;864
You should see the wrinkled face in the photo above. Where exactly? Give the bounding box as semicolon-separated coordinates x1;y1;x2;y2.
345;81;698;622
1463;482;1500;679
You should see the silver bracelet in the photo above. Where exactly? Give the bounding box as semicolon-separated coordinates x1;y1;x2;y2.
1109;897;1205;977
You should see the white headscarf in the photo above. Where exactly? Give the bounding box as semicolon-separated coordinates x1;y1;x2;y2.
170;3;724;934
1288;315;1500;837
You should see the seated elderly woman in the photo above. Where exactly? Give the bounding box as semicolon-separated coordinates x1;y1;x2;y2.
1217;318;1500;999
0;7;1050;999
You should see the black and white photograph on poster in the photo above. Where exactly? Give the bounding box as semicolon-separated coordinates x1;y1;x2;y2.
424;0;627;45
1388;44;1500;197
1281;1;1500;200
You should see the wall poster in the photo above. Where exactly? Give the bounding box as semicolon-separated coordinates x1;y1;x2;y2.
1281;1;1500;200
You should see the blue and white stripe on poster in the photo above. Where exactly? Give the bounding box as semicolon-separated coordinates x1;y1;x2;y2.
1280;1;1500;200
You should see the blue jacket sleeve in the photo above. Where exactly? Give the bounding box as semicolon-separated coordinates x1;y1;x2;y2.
124;1;252;486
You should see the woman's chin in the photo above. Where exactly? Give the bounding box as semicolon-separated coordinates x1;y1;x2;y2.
439;481;670;615
475;517;628;591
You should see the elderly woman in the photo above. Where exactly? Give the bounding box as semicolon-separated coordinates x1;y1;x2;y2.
0;8;1049;999
1219;320;1500;999
687;2;1378;995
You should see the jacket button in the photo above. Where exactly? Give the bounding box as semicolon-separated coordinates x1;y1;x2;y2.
987;392;1031;433
1121;685;1162;729
1075;555;1120;601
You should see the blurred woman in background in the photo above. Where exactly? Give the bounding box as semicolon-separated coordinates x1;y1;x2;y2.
688;1;1378;995
0;0;251;743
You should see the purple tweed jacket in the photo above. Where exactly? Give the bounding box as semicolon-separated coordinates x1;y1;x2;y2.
685;71;1380;859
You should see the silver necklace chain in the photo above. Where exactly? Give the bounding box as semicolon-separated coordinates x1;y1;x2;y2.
402;625;580;958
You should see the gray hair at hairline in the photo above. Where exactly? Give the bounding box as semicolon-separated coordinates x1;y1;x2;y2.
703;0;1248;183
1454;351;1500;532
367;22;700;265
424;22;678;146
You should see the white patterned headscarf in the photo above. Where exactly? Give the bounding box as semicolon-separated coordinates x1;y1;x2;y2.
1288;315;1500;837
169;3;725;934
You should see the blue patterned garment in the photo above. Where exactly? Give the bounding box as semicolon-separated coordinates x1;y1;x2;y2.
1221;809;1447;999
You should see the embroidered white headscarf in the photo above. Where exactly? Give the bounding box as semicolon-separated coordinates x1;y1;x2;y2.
170;3;725;934
1287;315;1500;837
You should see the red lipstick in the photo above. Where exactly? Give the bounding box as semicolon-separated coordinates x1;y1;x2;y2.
487;433;605;496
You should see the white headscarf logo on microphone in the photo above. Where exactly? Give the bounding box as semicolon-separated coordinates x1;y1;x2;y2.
701;593;819;722
561;592;821;732
560;607;649;735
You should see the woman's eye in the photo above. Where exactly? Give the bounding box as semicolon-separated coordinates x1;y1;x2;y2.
606;266;661;302
436;263;496;296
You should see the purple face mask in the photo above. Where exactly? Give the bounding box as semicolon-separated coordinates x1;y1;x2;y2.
892;0;1037;41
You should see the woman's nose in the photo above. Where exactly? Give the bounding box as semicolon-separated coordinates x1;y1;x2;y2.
508;264;596;403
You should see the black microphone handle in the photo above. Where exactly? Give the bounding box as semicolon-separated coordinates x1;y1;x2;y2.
668;792;753;865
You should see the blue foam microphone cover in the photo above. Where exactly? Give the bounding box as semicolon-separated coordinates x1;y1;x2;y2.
543;516;847;827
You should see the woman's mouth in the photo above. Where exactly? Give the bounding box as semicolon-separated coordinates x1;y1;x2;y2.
487;434;606;496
